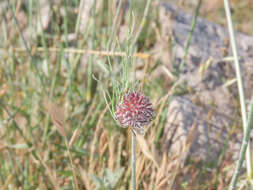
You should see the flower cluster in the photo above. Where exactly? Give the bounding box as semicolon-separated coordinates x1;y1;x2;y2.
115;91;154;135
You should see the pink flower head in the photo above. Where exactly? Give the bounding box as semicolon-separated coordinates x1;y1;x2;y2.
115;91;154;135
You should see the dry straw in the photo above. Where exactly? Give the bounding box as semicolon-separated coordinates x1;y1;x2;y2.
46;102;80;190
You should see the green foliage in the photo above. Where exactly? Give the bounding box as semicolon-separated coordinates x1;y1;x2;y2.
2;0;252;189
89;168;125;190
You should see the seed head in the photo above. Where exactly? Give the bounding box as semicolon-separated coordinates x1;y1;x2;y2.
115;91;154;135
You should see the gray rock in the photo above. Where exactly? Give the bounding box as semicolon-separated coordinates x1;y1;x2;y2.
163;96;231;161
157;4;253;174
159;3;253;112
163;95;253;164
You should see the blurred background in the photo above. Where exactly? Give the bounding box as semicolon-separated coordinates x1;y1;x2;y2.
1;0;253;189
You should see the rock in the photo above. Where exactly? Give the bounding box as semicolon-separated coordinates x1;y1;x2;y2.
163;96;231;162
158;3;253;114
163;95;253;164
159;2;253;65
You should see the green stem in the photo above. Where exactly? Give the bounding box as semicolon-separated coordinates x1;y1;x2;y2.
132;131;136;190
106;0;122;50
64;138;79;190
224;0;253;179
178;0;202;73
132;0;152;45
5;0;31;56
229;97;253;190
5;0;45;88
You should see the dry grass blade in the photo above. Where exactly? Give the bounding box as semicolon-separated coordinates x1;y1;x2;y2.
0;84;8;97
238;180;247;190
157;177;171;190
45;102;66;138
150;165;157;190
79;166;93;190
44;101;80;190
0;144;6;152
69;128;79;147
2;173;14;190
98;130;108;157
65;142;80;190
141;57;151;90
69;96;98;148
37;154;61;190
136;155;146;184
89;106;107;172
116;134;125;169
136;134;159;169
2;47;151;59
168;112;201;190
155;153;168;187
108;133;116;170
122;162;132;188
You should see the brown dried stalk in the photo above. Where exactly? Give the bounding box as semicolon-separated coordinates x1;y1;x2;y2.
47;102;79;190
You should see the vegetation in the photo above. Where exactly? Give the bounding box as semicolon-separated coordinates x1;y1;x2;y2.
0;0;253;189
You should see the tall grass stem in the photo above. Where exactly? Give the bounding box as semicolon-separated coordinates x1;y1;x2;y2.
224;0;253;179
64;138;79;190
106;0;123;50
132;131;136;190
5;0;45;88
178;0;202;73
132;0;152;45
5;0;31;57
229;97;253;190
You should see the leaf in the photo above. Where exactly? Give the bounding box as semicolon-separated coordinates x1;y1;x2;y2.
58;170;73;177
103;168;124;189
74;146;89;156
89;173;106;190
88;168;124;190
8;143;28;149
46;102;67;138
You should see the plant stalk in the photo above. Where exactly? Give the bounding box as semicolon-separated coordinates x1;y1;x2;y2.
223;0;253;179
132;131;136;190
64;137;79;190
178;0;202;73
229;97;253;190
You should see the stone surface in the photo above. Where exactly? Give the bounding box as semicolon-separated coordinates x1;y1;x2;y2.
159;3;253;162
163;96;231;161
158;2;253;113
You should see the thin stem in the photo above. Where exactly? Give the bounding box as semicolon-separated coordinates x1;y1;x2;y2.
224;0;253;179
75;0;84;35
87;0;96;101
64;137;79;190
131;131;136;190
5;0;31;57
178;0;202;73
132;0;152;45
106;0;123;50
229;97;253;190
5;0;45;88
1;47;150;59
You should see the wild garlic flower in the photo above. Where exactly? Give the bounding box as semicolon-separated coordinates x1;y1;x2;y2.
115;91;154;135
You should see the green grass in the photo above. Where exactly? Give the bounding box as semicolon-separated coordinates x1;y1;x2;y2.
0;0;159;189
